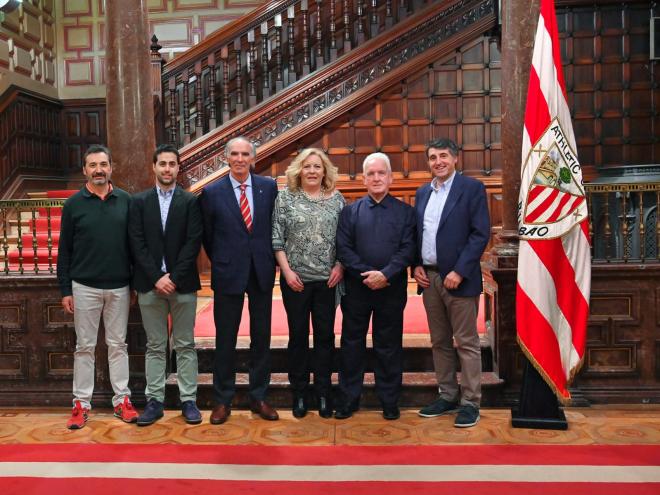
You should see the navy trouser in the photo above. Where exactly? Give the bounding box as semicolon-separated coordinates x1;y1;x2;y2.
213;265;272;405
338;273;407;406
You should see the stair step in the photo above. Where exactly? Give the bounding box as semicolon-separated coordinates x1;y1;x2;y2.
7;248;58;263
164;371;504;408
9;217;62;230
37;207;62;217
187;335;494;374
26;190;76;199
20;232;60;247
34;217;62;230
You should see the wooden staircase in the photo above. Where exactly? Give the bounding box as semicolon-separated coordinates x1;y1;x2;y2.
153;0;503;409
166;334;504;409
155;0;499;190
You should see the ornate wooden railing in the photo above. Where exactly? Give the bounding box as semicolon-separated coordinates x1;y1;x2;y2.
160;0;438;151
0;198;65;275
161;0;497;189
586;182;660;263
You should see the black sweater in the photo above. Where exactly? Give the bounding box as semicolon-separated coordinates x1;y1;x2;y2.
57;185;132;296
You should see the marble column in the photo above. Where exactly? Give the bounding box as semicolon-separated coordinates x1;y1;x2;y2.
499;0;539;242
105;0;155;193
482;0;540;403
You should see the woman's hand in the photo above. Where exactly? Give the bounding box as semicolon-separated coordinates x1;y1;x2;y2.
284;269;304;292
327;263;344;288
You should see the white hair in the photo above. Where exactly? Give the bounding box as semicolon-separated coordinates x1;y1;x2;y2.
225;136;256;158
362;152;391;174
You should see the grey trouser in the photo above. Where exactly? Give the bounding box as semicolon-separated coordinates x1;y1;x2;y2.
72;281;131;409
138;290;198;403
422;269;481;407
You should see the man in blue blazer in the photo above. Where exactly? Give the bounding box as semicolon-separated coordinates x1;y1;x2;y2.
413;138;490;428
200;136;279;424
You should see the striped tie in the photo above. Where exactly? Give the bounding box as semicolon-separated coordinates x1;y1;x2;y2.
239;183;253;232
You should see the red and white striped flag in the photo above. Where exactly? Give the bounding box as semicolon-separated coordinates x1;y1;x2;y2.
516;0;591;402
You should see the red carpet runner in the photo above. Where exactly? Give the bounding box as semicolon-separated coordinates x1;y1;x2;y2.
194;294;486;337
1;444;658;495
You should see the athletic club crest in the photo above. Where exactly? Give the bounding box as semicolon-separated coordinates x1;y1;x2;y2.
518;117;587;240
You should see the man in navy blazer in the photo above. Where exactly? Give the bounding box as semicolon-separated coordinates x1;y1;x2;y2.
200;136;279;424
413;138;490;428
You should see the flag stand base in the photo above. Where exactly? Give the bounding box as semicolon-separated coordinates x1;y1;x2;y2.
511;359;568;430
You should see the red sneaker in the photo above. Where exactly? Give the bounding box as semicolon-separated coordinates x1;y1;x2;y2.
67;400;89;430
114;396;138;423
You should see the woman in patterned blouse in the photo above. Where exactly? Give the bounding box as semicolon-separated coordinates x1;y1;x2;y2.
272;148;345;419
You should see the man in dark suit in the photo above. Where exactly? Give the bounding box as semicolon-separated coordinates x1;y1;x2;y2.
200;136;279;424
335;152;416;421
128;144;203;426
413;138;490;428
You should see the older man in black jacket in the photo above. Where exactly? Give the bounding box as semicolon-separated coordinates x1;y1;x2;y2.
128;144;203;426
335;152;416;421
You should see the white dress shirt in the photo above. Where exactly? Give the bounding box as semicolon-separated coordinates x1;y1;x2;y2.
156;185;175;272
421;172;456;266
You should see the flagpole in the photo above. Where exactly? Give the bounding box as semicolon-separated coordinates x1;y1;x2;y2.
512;358;568;430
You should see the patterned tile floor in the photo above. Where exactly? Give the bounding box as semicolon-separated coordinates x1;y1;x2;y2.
0;406;658;446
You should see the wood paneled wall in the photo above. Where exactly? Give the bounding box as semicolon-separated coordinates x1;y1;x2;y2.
558;1;659;174
257;36;502;180
60;99;107;173
0;89;107;197
0;277;146;407
485;263;660;405
0;88;62;195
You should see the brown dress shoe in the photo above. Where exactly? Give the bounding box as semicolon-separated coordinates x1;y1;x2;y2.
249;399;279;421
210;404;231;425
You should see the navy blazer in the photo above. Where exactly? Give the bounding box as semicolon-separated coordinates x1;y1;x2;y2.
200;173;278;296
128;186;203;294
414;173;490;297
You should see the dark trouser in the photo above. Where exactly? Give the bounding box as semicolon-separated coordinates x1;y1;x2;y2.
281;278;336;398
213;265;272;405
338;274;407;407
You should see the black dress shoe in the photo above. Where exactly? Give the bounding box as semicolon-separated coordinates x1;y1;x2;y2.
318;396;333;419
292;396;307;418
382;404;400;420
334;401;358;420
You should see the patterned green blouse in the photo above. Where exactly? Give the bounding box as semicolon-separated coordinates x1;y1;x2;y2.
272;188;346;282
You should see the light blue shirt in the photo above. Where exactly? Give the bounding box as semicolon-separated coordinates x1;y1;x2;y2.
229;173;254;221
157;185;174;272
421;172;456;265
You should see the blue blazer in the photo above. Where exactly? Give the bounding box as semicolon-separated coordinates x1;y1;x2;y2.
200;173;278;295
414;173;490;297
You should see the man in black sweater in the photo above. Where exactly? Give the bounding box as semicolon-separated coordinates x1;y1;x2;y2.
57;144;138;429
128;144;203;426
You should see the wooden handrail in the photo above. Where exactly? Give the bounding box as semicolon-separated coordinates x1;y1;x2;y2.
158;0;440;149
162;0;295;78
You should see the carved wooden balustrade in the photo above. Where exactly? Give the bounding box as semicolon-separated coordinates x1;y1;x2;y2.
157;0;498;188
159;0;439;152
0;198;65;276
586;182;660;263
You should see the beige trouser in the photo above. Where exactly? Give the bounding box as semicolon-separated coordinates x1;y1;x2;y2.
422;268;481;407
72;281;131;409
